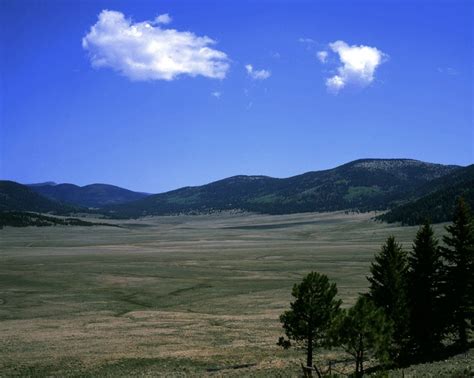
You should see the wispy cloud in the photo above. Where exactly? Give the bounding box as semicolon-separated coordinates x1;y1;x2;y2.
211;91;222;98
271;52;281;59
298;37;315;44
317;51;328;63
82;10;229;81
245;64;271;80
299;37;316;51
319;40;386;93
437;67;459;76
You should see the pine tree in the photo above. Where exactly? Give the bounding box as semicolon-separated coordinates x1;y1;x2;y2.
367;236;409;363
408;222;443;360
332;296;392;376
439;197;474;350
278;272;342;377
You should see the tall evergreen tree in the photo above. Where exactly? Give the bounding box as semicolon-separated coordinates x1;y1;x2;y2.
408;222;443;360
278;272;342;377
367;236;409;363
332;296;392;376
439;197;474;350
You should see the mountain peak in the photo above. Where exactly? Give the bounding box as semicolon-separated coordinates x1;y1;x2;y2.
340;158;459;174
27;181;57;187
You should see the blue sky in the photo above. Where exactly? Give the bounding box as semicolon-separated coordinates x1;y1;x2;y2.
1;0;472;193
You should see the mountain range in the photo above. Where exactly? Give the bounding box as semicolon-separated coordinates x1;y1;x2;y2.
101;158;461;218
1;158;472;225
0;181;78;214
27;182;150;208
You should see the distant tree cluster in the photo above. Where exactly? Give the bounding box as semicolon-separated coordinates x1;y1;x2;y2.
0;211;115;228
278;197;474;376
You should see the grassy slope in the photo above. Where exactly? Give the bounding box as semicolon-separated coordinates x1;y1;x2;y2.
2;212;470;376
385;349;473;377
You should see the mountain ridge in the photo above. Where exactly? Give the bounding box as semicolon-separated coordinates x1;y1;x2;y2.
3;158;467;223
27;182;151;208
0;181;79;214
101;158;461;218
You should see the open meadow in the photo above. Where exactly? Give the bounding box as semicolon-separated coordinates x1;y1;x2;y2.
0;212;454;376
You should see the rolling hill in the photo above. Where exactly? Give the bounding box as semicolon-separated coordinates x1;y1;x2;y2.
0;181;78;214
377;164;474;225
102;159;460;218
28;183;150;208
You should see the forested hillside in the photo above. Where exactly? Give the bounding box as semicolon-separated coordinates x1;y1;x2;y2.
0;181;78;214
28;182;150;208
102;159;459;218
377;165;474;225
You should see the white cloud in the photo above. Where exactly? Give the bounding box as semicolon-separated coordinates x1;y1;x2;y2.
324;40;386;93
245;64;271;80
211;91;222;98
317;50;328;63
154;13;172;25
82;10;229;81
326;75;345;91
298;37;315;44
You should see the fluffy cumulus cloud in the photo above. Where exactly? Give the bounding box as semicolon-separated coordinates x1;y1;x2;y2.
154;13;172;25
82;10;229;81
245;64;271;80
320;40;386;93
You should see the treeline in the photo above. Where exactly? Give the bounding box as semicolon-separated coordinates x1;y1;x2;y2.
278;197;474;377
0;211;117;229
378;187;474;225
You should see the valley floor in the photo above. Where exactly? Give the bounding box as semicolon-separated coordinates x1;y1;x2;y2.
0;211;466;376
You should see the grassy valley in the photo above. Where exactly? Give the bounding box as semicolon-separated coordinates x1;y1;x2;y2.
1;159;472;375
1;211;469;376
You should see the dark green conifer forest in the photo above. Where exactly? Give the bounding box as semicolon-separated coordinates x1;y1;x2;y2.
279;197;474;376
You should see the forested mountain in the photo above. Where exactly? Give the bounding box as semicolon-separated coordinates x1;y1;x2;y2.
28;183;150;208
377;164;474;225
102;159;460;218
0;181;78;214
4;159;466;222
